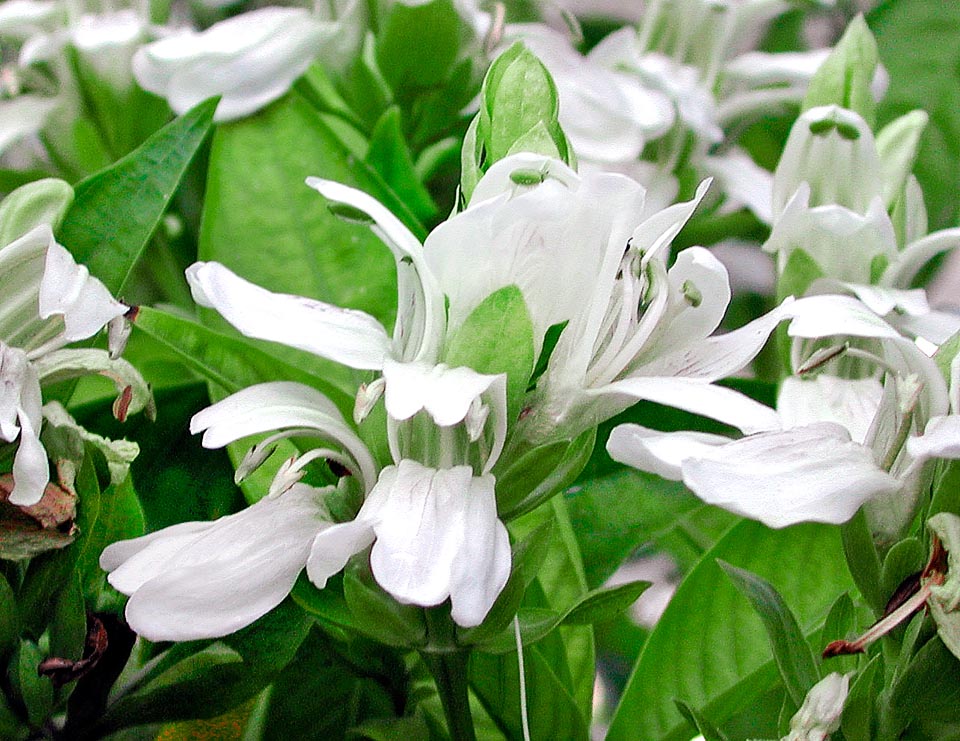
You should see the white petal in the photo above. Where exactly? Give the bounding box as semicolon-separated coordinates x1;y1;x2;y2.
659;246;731;348
595;376;782;434
808;280;931;318
366;462;504;613
701;149;773;224
9;373;47;507
884;227;960;289
778;376;883;444
113;484;327;641
305;519;376;589
786;295;902;341
186;261;390;370
448;475;511;627
133;8;328;121
0;96;58;156
895;309;960;346
190;381;377;492
725;49;831;87
908;415;960;461
381;359;503;426
100;520;214;593
606;424;730;480
681;423;901;528
304;178;445;361
640;299;793;381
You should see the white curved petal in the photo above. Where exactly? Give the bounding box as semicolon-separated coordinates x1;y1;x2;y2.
39;238;125;342
365;461;506;620
896;310;960;346
884;228;960;289
186;261;390;370
681;422;901;528
786;294;901;341
808;280;930;318
133;8;328;121
100;520;214;593
305;519;376;589
190;381;377;492
304;178;444;361
908;415;960;461
596;376;782;434
640;298;793;381
448;475;511;627
0;96;58;156
606;424;730;480
701;149;773;224
10;390;47;507
778;376;883;444
111;484;328;641
427;155;646;355
725;49;830;87
381;359;503;426
659;246;731;348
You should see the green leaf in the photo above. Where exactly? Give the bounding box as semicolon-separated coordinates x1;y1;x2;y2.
883;636;960;737
719;562;821;706
841;509;886;615
608;521;853;741
343;560;427;649
840;654;881;741
16;639;53;728
75;382;245;530
375;0;461;96
802;15;879;127
876;110;929;207
817;592;859;675
881;536;925;600
497;429;595;520
0;572;18;662
869;0;960;228
0;178;73;246
101;599;311;730
255;629;399;740
511;497;594;719
470;645;590;741
366;107;438;222
445;285;536;428
132;306;354;410
675;700;729;741
58;98;216;294
563;581;650;626
566;467;735;588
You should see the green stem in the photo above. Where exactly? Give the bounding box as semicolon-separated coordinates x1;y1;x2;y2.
422;610;476;741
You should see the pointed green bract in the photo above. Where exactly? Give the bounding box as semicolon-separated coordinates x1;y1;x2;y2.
58;98;217;294
802;15;879;127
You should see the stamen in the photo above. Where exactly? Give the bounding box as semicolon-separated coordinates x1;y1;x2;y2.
354;377;386;424
796;343;849;375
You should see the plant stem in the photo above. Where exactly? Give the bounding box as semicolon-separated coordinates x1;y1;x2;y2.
422;610;476;741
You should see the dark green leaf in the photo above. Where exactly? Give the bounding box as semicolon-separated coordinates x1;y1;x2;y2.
842;510;886;615
0;572;17;661
675;700;729;741
16;639;53;727
58;98;216;294
719;562;820;706
869;0;960;228
101;599;311;730
470;645;590;741
366;107;438;222
375;0;461;97
343;561;427;648
817;592;859;675
607;521;853;741
840;654;881;741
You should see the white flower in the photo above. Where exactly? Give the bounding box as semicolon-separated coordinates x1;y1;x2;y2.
132;2;363;122
451;154;787;444
784;672;851;741
767;106;960;344
102;382;511;637
0;224;134;505
608;295;949;529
